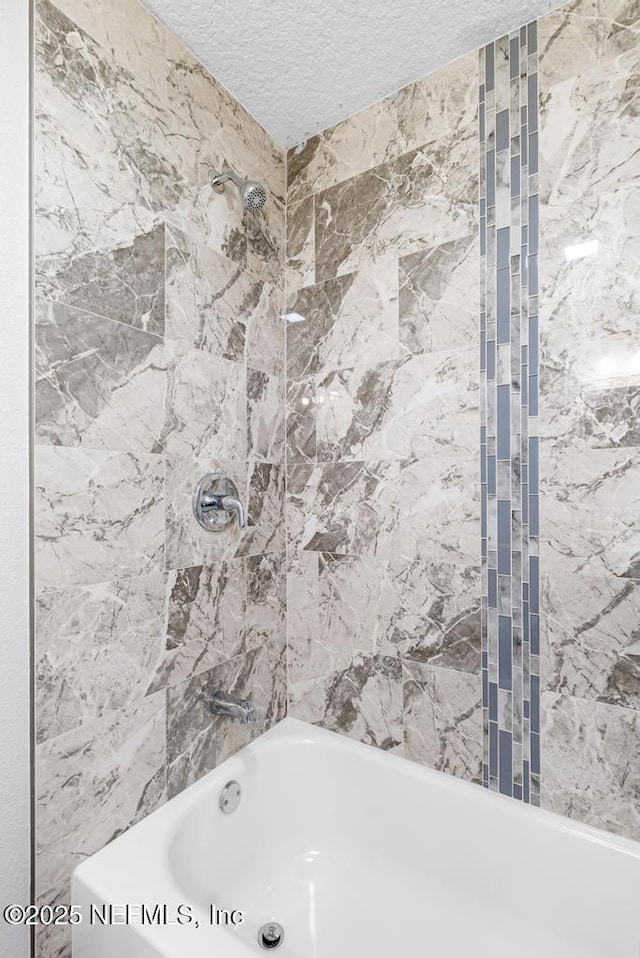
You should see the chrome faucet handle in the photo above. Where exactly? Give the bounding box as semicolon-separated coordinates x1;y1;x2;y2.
220;495;246;530
193;474;247;532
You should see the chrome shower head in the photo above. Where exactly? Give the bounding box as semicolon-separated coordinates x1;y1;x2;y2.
210;168;268;213
240;180;268;212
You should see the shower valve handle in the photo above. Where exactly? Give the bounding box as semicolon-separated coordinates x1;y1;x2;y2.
201;494;246;530
193;474;247;532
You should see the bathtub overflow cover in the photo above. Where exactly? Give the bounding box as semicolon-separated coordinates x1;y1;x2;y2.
258;922;284;950
219;780;241;814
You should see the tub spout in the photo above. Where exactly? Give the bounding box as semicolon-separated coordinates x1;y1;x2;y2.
209;690;255;724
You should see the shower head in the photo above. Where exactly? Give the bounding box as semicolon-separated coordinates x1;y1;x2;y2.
240;179;268;213
210;167;268;213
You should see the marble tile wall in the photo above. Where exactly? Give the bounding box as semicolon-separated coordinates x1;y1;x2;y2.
286;0;640;845
33;4;640;951
33;0;285;954
537;0;640;841
285;54;484;773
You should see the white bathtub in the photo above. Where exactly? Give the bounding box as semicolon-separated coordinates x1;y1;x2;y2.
72;717;640;958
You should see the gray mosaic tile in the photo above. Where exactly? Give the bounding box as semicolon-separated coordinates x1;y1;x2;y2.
480;25;539;804
499;728;513;794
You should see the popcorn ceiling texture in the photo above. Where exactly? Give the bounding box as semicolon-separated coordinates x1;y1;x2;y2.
141;0;565;147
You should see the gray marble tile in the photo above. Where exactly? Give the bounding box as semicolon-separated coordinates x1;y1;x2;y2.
166;645;286;799
541;366;640;451
314;126;478;283
541;691;640;841
36;692;166;896
239;462;286;559
166;457;284;569
286;264;399;380
314;554;387;656
399;234;480;355
247;369;285;462
543;572;640;709
289;553;381;655
36;557;250;742
392;456;481;566
288;648;403;753
164;33;284;284
36;571;167;742
35;445;165;591
150;560;247;693
165;227;246;362
35;880;71;958
35;0;169;320
154;346;247;459
286;552;480;673
285;195;315;300
36;298;165;453
247;552;286;659
538;0;640;90
40;226;165;335
541;447;640;579
286;380;317;463
166;228;284;379
244;282;285;381
379;558;481;671
286;461;399;558
286;551;320;643
36;570;167;638
540;45;640;453
286;95;400;205
240;194;285;297
50;0;166;96
315;349;479;460
403;661;483;782
396;51;478;154
35;298;248;458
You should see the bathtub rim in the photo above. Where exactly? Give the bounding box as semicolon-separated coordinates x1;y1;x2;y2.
74;714;640;886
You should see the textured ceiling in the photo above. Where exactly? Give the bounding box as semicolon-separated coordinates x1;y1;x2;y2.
142;0;563;148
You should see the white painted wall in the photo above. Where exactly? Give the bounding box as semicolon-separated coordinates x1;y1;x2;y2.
0;0;32;955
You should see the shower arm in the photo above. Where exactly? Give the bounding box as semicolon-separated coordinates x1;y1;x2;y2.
211;169;244;192
208;165;267;212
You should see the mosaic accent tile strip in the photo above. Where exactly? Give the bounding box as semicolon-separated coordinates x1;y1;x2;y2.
480;25;540;805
